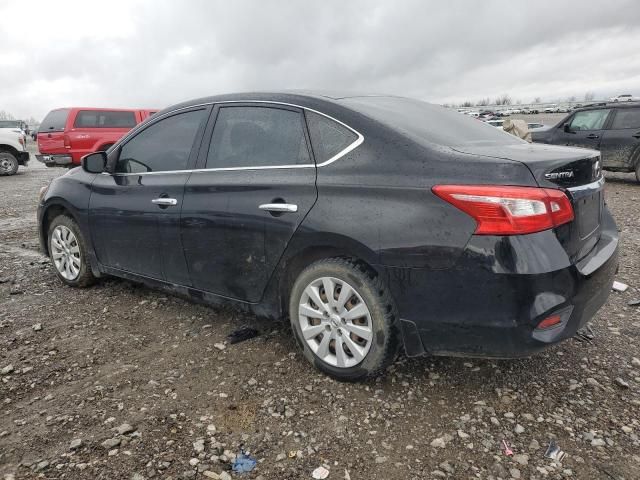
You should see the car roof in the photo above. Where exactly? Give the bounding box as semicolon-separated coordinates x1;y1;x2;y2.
159;91;404;115
573;101;640;112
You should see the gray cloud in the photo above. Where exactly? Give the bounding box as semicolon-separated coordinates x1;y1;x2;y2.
2;0;640;120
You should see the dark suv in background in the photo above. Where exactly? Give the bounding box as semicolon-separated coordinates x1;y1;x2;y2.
532;102;640;182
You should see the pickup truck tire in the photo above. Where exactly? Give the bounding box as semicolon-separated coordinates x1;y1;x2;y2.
48;215;96;288
0;151;19;176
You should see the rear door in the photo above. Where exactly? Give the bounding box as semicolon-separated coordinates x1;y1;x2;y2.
550;108;612;150
181;103;317;302
37;108;70;154
89;106;209;283
599;107;640;170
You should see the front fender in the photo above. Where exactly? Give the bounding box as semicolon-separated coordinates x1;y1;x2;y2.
38;170;102;276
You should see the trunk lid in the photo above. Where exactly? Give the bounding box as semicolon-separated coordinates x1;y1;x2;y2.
452;143;604;261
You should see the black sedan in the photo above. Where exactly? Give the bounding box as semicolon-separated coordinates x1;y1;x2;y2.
37;92;618;380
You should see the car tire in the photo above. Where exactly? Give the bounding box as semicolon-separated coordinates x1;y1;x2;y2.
635;162;640;183
48;215;96;288
0;151;19;176
289;257;400;381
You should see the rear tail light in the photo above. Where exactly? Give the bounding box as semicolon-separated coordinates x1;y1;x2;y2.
537;315;562;329
432;185;574;235
63;134;71;149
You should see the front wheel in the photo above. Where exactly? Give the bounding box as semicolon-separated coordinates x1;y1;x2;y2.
48;215;96;287
289;258;399;381
0;151;19;176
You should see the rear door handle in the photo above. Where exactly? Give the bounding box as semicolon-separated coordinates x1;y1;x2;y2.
151;198;178;206
585;134;599;139
259;203;298;213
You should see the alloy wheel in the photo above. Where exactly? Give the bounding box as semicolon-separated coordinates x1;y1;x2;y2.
298;276;373;368
50;225;81;280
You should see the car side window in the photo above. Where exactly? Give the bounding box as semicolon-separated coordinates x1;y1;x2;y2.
206;106;311;168
569;109;611;131
306;111;359;163
115;109;206;173
75;110;136;128
611;108;640;130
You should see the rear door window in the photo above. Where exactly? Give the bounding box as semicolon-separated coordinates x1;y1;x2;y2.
74;110;137;128
306;111;359;163
206;106;311;168
40;109;70;132
610;108;640;129
115;109;207;173
569;109;611;131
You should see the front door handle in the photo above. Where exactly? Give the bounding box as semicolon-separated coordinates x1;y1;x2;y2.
632;132;640;138
259;203;298;213
585;134;599;139
151;198;178;206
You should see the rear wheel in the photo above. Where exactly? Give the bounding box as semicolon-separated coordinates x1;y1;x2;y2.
289;258;399;380
0;151;19;176
48;215;96;287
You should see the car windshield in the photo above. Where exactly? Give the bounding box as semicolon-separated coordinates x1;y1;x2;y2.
342;96;523;147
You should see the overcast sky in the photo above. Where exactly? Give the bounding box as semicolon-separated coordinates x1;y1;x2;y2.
2;0;640;120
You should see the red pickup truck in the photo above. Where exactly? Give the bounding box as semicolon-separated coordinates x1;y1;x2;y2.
36;107;157;167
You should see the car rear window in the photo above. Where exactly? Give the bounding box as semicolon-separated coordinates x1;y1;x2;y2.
306;111;359;163
342;96;522;147
74;110;137;128
40;109;70;132
611;108;640;129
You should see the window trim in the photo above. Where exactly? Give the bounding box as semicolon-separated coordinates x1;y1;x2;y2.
108;100;364;176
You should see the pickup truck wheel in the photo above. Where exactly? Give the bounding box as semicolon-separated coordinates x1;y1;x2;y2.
48;216;96;287
289;258;400;381
0;151;19;176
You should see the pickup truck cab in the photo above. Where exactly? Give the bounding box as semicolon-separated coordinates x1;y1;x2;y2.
0;128;29;175
36;107;157;167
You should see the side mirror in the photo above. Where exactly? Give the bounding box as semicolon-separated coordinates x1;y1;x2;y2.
563;123;572;133
81;151;107;174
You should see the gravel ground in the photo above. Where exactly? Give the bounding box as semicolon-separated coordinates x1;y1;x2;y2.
1;144;639;480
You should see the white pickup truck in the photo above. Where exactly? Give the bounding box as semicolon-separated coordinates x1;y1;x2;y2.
0;128;29;175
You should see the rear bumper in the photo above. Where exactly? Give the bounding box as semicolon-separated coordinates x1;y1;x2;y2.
36;154;73;167
382;207;619;358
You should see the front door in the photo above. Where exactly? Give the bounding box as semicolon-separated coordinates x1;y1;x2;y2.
89;107;209;283
599;107;640;170
551;108;612;150
181;104;317;302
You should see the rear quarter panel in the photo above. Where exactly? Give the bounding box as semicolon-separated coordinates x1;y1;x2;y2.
291;111;538;270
